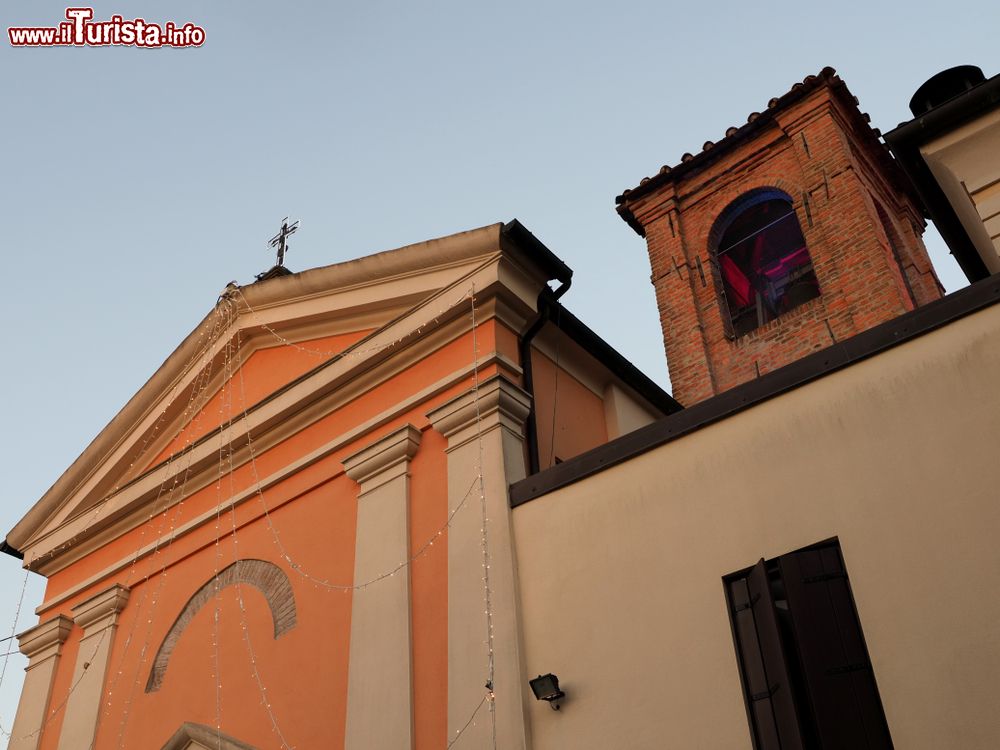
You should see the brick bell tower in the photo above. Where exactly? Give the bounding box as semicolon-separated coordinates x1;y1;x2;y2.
616;67;943;406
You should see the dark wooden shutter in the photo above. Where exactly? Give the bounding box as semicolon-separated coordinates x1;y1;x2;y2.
779;546;893;749
728;560;805;750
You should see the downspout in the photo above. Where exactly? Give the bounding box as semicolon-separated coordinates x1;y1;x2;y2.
520;278;572;475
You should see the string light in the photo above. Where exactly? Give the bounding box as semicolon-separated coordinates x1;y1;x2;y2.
0;570;31;738
446;694;489;748
228;286;488;592
468;285;499;749
215;311;296;748
226;284;502;747
211;301;241;748
107;306;237;750
10;274;507;749
10;308;235;747
233;286;474;361
28;309;235;569
94;280;481;747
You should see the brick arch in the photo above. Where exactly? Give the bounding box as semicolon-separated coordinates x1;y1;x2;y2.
145;559;297;693
694;177;805;247
708;186;796;251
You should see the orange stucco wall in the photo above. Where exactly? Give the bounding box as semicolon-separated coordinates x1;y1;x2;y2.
92;473;357;750
33;321;503;749
409;428;448;750
145;330;372;470
530;348;609;469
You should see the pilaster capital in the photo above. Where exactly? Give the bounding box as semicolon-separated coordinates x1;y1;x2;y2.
426;374;531;450
342;424;421;494
17;615;72;664
71;584;129;634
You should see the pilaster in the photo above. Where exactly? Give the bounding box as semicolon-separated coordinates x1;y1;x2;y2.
56;584;128;750
7;615;72;750
342;424;421;750
427;374;533;750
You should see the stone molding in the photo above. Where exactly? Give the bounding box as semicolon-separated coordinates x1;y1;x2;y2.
57;584;130;750
426;374;531;451
70;584;129;633
342;424;421;494
9;223;505;558
34;355;519;615
17;615;72;665
8;616;73;750
160;722;259;750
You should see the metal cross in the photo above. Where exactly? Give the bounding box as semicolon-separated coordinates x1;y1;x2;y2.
269;218;299;267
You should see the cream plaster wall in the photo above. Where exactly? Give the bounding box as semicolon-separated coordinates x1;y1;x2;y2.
514;302;1000;749
922;108;1000;274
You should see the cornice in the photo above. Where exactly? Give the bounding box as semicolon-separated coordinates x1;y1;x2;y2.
19;266;496;567
426;373;532;450
16;218;565;573
342;424;421;492
70;584;129;632
8;224;509;553
17;614;72;662
32;352;518;612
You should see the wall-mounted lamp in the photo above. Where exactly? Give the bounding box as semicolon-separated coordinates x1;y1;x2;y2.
529;673;565;710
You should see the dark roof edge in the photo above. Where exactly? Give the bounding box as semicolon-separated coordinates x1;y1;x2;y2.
1;539;24;561
885;72;1000;148
510;274;1000;507
545;300;682;417
884;73;1000;284
501;220;573;285
885;147;991;283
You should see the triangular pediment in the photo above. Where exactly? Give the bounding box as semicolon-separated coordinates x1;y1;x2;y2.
8;221;565;574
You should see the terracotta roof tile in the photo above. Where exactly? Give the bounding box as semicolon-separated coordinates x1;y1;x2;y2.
616;67;842;206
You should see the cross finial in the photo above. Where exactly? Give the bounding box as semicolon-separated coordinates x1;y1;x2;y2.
268;218;299;267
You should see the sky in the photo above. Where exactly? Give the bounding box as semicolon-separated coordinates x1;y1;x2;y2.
0;0;994;737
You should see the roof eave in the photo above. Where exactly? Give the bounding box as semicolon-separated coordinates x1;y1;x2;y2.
510;273;1000;507
884;73;1000;284
7;222;515;552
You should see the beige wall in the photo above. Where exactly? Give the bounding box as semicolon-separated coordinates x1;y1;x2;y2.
921;108;1000;275
513;302;1000;749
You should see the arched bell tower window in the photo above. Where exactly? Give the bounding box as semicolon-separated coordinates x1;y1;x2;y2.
712;189;820;337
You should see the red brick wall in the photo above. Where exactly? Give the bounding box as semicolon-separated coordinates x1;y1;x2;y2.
624;86;942;406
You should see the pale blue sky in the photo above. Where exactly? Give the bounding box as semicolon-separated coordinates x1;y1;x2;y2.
0;0;994;736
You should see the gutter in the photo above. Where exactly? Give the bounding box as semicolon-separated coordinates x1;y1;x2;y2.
510;272;1000;507
547;301;682;417
520;281;572;475
499;220;575;475
884;74;1000;284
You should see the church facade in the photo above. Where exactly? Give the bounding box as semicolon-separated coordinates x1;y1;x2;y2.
6;67;1000;749
3;222;672;749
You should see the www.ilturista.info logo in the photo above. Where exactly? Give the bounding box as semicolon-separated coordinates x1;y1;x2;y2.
8;8;205;48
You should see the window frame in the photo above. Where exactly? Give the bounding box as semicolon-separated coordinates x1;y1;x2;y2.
709;189;820;338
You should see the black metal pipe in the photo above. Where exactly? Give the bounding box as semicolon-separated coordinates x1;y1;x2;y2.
520;278;572;475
